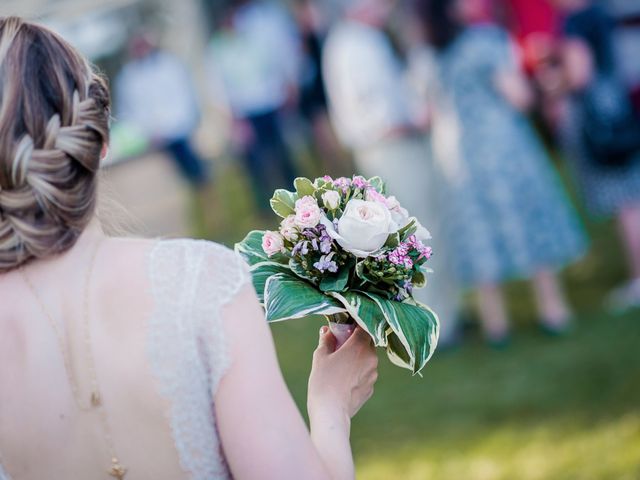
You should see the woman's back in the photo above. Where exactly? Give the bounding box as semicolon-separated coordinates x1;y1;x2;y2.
0;16;379;480
0;230;244;479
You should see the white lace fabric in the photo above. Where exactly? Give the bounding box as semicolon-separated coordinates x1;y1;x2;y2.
147;239;250;479
0;239;250;480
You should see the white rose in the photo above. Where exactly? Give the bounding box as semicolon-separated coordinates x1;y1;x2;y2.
321;190;341;210
385;195;410;228
262;230;284;256
279;215;298;241
294;195;321;229
415;221;432;241
321;199;397;257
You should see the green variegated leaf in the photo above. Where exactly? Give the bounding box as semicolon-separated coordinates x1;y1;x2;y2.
265;273;345;322
398;218;417;240
249;261;291;304
362;292;439;374
270;189;297;218
355;261;378;286
235;230;268;266
294;177;316;197
319;259;354;293
386;330;413;371
289;258;317;283
368;176;385;194
412;271;427;288
385;232;400;249
328;291;388;347
313;177;330;189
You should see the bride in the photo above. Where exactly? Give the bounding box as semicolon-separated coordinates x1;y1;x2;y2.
0;17;378;480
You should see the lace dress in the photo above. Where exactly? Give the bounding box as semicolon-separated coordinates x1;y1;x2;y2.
0;239;250;480
424;25;587;286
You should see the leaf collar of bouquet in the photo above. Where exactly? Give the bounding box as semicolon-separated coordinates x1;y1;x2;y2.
235;175;440;375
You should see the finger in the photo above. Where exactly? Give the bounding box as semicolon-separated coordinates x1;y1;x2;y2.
344;326;371;347
315;325;336;355
357;327;375;347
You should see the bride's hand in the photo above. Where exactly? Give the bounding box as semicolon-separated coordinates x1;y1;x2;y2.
307;325;378;420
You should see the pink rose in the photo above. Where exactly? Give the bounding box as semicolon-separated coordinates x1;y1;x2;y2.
294;195;321;229
279;215;299;241
262;231;285;256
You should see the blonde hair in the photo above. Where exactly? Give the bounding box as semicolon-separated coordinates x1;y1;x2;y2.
0;17;110;272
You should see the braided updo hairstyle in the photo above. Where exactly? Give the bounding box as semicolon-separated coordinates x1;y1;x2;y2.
0;17;110;272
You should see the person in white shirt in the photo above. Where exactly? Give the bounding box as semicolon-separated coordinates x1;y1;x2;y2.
115;34;208;186
207;1;299;210
323;0;461;345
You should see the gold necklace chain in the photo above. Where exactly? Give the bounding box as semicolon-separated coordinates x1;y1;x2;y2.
20;239;127;479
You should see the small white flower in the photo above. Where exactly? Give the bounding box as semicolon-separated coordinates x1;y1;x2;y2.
262;231;285;256
321;190;341;210
294;195;322;229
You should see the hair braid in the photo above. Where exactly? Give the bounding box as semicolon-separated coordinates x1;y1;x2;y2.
0;16;110;272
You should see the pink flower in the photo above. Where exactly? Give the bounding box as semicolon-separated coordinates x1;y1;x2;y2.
420;246;433;260
365;188;387;204
262;231;285;256
294;195;322;229
279;215;299;241
352;175;369;189
333;177;352;192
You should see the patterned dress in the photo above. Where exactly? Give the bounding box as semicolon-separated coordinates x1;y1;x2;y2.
561;5;640;218
425;25;587;287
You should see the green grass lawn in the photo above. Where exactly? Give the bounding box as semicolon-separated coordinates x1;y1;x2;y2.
271;310;640;480
205;160;640;479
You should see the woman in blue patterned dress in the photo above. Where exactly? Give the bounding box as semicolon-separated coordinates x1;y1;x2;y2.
550;0;640;310
413;0;587;344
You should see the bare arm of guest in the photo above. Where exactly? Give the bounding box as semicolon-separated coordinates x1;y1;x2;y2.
559;38;594;92
494;69;535;112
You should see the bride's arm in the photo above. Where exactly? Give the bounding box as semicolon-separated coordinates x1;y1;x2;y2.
215;285;378;480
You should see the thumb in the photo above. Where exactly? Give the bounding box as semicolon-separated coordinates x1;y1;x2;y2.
316;325;337;355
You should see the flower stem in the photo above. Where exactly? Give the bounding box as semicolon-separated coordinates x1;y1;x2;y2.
326;312;353;325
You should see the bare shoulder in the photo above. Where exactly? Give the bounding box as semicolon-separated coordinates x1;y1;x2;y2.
106;236;249;299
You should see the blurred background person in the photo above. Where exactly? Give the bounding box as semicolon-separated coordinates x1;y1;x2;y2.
115;33;209;188
1;1;638;477
549;0;640;312
293;0;350;177
498;0;568;135
207;0;299;212
323;0;462;346
413;0;587;345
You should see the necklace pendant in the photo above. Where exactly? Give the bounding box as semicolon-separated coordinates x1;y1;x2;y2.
108;458;127;480
90;391;101;407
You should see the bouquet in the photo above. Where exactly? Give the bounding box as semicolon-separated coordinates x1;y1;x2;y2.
235;175;439;374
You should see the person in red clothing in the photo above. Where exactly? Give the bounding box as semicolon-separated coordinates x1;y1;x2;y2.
500;0;561;74
498;0;567;130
